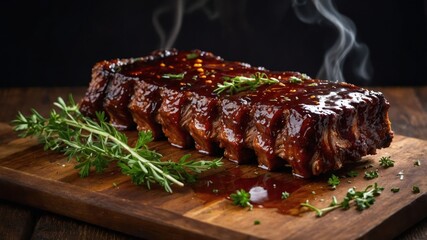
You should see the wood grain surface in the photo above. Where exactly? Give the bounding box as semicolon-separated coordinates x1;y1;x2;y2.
0;86;426;239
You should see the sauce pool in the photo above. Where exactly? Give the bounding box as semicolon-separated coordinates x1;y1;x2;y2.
190;167;331;215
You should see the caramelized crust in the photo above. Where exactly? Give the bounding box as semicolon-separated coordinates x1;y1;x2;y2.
80;49;394;177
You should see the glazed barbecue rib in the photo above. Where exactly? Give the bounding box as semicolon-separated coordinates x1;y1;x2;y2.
80;49;393;178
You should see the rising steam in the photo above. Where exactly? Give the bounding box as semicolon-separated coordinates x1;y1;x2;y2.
152;0;371;83
152;0;219;50
293;0;372;82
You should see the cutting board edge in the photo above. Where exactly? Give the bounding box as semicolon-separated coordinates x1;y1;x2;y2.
363;194;427;240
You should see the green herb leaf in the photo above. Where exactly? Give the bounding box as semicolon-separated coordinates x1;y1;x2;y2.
230;189;253;210
301;183;384;217
364;170;379;179
162;72;186;80
301;73;311;80
346;170;359;178
412;185;420;194
328;174;340;189
12;95;222;193
254;220;261;225
214;72;279;95
289;76;303;83
281;191;290;200
391;187;400;193
379;156;394;168
186;52;199;60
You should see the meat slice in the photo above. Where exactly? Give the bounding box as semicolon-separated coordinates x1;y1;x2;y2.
186;92;220;154
128;80;163;138
103;75;137;130
157;88;193;148
219;98;255;164
79;49;394;178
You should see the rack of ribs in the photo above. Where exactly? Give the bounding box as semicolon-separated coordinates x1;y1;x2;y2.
79;49;393;178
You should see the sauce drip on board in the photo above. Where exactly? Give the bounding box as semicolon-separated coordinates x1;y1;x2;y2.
190;161;369;215
191;166;333;215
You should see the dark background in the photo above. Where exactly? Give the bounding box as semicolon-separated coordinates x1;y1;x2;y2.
2;0;426;87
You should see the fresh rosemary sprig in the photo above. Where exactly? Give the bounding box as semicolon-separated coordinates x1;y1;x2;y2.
12;96;222;193
301;183;384;217
214;72;279;95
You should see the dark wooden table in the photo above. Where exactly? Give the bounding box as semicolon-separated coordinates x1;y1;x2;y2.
0;86;426;239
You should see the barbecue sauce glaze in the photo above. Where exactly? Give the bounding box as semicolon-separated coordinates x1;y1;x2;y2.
80;49;393;178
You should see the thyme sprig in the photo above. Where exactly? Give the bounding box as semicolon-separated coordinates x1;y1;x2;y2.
214;72;279;95
12;96;222;193
301;183;384;217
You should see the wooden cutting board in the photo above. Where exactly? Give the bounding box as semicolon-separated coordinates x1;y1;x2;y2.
0;122;426;239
